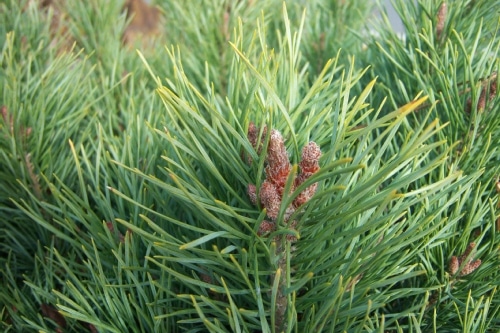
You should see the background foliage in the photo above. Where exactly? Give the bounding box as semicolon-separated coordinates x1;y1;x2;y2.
1;0;499;332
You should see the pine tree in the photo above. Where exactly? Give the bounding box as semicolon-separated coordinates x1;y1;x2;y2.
1;0;499;332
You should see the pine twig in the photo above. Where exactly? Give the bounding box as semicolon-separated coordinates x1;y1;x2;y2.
245;122;321;331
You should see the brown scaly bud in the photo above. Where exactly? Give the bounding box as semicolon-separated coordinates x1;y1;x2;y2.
284;206;296;221
477;76;497;111
248;122;268;154
245;122;268;164
449;242;482;276
299;141;321;176
293;182;318;208
248;183;258;205
266;130;291;191
293;142;321;207
478;87;487;111
260;180;281;220
248;122;259;148
257;220;275;236
465;72;497;113
491;77;497;96
465;98;472;114
436;2;447;41
449;256;460;275
460;259;482;276
248;123;321;239
462;242;475;258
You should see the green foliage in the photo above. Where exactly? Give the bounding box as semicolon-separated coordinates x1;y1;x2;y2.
1;0;499;332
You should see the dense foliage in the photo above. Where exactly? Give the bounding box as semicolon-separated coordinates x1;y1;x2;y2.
1;0;499;332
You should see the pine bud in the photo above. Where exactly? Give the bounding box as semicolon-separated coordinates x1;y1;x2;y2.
248;122;267;154
245;122;267;164
436;2;447;41
260;180;281;220
284;206;296;221
465;72;497;113
293;182;318;208
449;242;482;276
294;142;321;207
478;87;487;111
449;256;459;275
461;242;475;259
247;122;258;148
248;183;258;205
460;259;482;276
477;76;497;111
248;123;321;227
257;220;275;236
265;130;291;191
299;141;321;176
